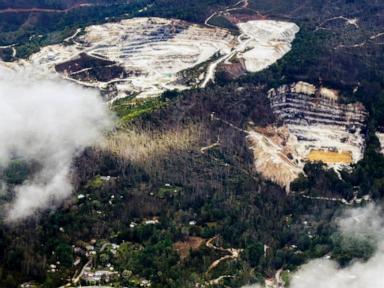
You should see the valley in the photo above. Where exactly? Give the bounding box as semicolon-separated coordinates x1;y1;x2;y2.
1;0;384;288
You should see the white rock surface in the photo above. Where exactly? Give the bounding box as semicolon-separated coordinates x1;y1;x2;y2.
0;17;298;100
376;132;384;154
248;82;367;190
237;20;300;72
247;126;303;189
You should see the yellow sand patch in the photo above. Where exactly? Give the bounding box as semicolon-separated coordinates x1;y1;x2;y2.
307;150;353;164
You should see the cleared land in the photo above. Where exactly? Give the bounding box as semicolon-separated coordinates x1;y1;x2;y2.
173;236;205;260
248;82;367;190
0;17;298;101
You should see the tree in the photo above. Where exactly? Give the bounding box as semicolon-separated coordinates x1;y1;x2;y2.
245;242;264;267
55;243;73;268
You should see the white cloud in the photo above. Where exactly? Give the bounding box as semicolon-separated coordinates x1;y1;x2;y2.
289;204;384;288
0;70;112;221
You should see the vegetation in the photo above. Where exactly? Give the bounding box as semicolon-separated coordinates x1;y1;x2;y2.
206;15;239;32
1;0;384;287
112;97;167;125
0;0;152;58
3;160;30;185
0;0;234;60
0;81;358;287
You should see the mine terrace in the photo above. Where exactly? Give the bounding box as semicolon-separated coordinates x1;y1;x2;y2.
0;17;299;101
248;81;368;190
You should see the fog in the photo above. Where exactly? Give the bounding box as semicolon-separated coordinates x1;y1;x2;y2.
290;204;384;288
0;70;112;222
240;204;384;288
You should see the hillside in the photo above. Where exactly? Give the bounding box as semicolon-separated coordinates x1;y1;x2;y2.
0;0;384;288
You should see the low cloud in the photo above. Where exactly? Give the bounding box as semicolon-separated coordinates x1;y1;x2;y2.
0;70;112;222
290;204;384;288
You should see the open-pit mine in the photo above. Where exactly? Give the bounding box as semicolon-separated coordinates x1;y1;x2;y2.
247;82;367;190
0;17;299;100
1;16;367;192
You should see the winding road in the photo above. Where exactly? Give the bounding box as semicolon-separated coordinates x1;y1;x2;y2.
205;236;243;274
201;0;251;88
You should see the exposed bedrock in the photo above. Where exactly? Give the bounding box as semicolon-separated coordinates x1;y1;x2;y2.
248;82;368;190
0;17;299;101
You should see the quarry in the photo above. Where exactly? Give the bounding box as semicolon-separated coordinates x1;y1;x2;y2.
0;16;367;193
377;132;384;155
236;20;299;72
248;82;368;190
0;17;298;100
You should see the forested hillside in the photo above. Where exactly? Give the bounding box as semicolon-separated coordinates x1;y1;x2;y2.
0;0;384;287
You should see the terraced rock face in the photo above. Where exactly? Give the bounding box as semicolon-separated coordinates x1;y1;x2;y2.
237;20;299;72
248;82;367;190
376;133;384;155
0;17;299;100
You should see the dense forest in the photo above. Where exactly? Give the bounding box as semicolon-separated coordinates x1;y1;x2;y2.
1;0;384;287
0;83;356;287
0;0;91;9
1;31;383;287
